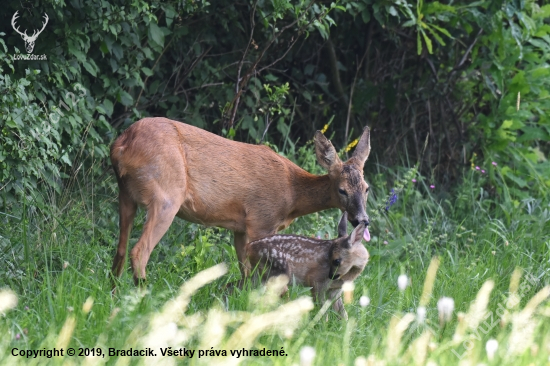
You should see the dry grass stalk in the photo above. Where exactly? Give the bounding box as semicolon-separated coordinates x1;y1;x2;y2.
419;257;440;307
386;313;415;360
453;280;494;343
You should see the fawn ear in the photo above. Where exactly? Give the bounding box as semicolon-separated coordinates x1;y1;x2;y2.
314;131;341;170
349;223;365;246
350;126;371;169
337;212;348;238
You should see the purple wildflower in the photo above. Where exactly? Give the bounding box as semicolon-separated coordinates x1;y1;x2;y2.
481;170;486;174
430;185;435;189
475;166;480;170
385;189;398;212
15;334;20;340
492;162;497;166
412;179;417;183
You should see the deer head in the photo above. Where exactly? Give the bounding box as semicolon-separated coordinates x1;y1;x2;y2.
11;11;49;54
329;212;368;280
314;126;371;238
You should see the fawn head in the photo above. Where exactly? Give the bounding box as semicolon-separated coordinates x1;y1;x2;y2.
328;212;368;280
314;126;371;231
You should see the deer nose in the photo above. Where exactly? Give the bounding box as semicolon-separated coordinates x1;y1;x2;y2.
350;218;369;227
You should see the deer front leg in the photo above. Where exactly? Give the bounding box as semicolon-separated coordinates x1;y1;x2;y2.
234;231;250;278
329;288;348;320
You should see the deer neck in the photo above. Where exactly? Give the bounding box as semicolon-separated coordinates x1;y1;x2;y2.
290;169;336;219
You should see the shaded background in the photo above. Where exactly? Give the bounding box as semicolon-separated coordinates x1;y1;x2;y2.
1;0;549;202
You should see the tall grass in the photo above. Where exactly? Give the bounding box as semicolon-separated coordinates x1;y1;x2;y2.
1;147;549;365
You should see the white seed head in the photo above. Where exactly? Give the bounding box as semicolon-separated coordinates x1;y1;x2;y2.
342;281;355;292
437;296;454;323
0;289;18;315
359;296;370;307
82;297;94;314
300;346;316;366
486;338;498;360
343;281;355;304
417;306;427;324
398;274;409;291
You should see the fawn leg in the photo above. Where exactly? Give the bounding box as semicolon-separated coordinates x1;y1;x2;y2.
329;289;348;320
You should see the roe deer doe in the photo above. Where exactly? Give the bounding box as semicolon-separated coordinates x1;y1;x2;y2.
246;212;369;319
110;118;372;286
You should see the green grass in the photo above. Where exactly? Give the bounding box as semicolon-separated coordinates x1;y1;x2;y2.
1;161;550;365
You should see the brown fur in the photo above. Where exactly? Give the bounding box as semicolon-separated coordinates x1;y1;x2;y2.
246;213;369;319
110;118;371;285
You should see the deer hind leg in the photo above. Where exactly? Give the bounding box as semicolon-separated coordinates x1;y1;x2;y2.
130;198;180;285
111;182;137;287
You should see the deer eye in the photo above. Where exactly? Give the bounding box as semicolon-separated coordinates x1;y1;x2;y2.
332;259;341;266
365;187;369;193
338;188;347;196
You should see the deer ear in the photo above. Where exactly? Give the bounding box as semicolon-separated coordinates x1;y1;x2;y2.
314;131;341;170
337;212;348;238
350;126;371;168
349;223;365;246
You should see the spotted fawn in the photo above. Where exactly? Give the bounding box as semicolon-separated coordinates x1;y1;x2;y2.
246;212;369;319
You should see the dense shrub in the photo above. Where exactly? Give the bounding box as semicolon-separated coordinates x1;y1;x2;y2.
0;1;549;201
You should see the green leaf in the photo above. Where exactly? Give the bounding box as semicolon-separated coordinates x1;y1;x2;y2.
102;99;114;116
429;24;452;38
501;120;513;129
534;24;550;37
532;67;550;78
60;152;72;167
148;22;164;47
100;41;109;54
118;91;134;107
501;168;527;188
142;67;154;76
68;40;86;62
533;4;550;19
82;61;97;77
421;30;433;54
427;26;446;46
164;5;177;27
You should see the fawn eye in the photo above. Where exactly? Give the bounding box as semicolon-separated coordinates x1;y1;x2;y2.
338;188;347;196
365;187;369;193
332;259;341;266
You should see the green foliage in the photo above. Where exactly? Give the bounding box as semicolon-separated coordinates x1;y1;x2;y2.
1;0;549;202
469;3;550;200
1;158;549;364
0;39;103;200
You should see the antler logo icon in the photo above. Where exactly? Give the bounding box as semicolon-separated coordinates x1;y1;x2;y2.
11;11;49;54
